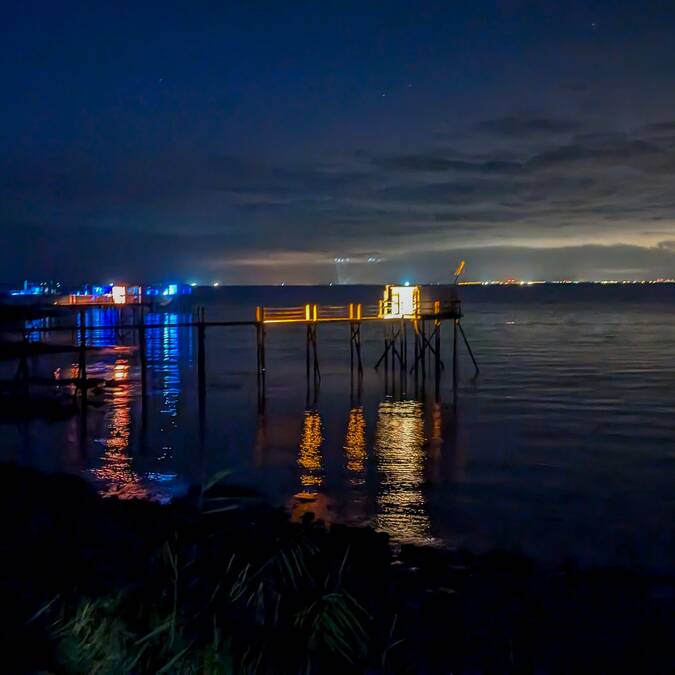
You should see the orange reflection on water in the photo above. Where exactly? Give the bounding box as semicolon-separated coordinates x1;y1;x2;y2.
344;406;366;484
90;358;149;499
428;402;443;483
374;399;431;543
297;409;324;490
290;409;329;522
112;361;129;381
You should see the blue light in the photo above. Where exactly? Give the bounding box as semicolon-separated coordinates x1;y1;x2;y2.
404;280;411;287
160;283;179;297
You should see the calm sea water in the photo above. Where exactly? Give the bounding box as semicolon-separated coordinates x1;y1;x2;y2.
2;285;674;571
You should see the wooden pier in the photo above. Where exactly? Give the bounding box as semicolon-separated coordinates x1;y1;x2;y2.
2;290;479;423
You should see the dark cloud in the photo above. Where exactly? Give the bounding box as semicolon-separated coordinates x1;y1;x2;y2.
371;154;522;175
525;138;664;171
477;116;582;137
642;121;675;133
3;1;675;284
4;117;675;284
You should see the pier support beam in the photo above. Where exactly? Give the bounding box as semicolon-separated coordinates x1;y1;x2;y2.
434;319;441;402
305;306;320;406
78;308;88;440
256;306;266;413
15;330;30;397
138;306;147;422
410;320;444;375
197;307;206;433
452;318;458;394
78;309;88;409
458;321;480;377
349;306;363;405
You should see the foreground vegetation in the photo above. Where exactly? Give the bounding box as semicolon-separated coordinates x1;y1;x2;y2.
1;464;673;674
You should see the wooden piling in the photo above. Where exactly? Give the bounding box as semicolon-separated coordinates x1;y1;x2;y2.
306;324;311;384
453;318;458;393
78;309;88;409
256;306;266;413
420;319;427;383
435;303;441;401
197;307;206;421
402;319;408;374
138;305;147;401
304;306;320;404
17;330;30;397
458;321;479;376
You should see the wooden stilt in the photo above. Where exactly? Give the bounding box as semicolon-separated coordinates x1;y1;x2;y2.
197;307;206;428
312;326;320;384
453;318;458;393
350;314;363;403
17;331;30;397
356;305;363;377
420;319;427;384
435;317;441;402
458;321;479;376
256;306;266;414
78;309;88;409
402;319;408;373
304;308;320;405
138;306;147;398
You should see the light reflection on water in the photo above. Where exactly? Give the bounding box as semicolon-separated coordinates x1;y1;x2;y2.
373;400;432;543
83;311;183;498
344;406;366;483
297;409;324;490
291;409;330;521
147;314;183;461
290;401;434;540
90;358;149;499
7;287;675;569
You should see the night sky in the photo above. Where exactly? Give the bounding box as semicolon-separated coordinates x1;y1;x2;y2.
3;1;675;285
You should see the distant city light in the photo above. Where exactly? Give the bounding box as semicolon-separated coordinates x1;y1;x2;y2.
213;282;220;287
190;282;197;287
404;280;410;287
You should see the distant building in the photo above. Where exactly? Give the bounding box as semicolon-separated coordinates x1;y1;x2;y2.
10;280;62;296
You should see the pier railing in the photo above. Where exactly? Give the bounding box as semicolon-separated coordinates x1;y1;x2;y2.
257;300;461;324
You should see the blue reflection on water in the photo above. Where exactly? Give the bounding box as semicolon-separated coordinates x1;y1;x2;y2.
24;317;51;342
146;313;185;461
79;307;120;346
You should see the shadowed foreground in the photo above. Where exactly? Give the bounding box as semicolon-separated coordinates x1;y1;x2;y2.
0;464;672;674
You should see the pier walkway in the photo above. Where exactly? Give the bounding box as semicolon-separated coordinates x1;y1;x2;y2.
2;293;478;419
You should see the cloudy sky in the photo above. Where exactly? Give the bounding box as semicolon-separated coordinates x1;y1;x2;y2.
2;1;675;284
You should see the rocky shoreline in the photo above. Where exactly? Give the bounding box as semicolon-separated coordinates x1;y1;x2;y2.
1;463;673;673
